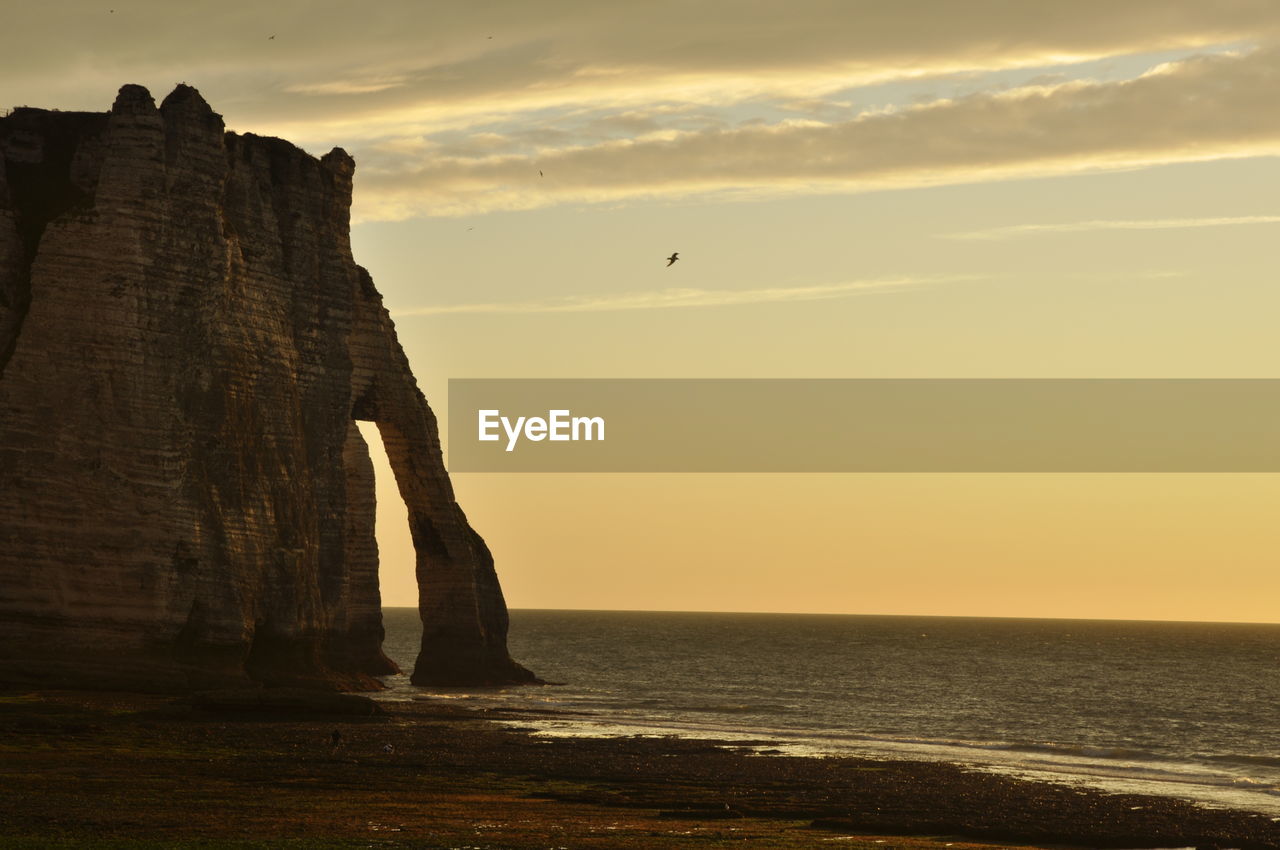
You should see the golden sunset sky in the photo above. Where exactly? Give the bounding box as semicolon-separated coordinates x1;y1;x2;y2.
6;1;1279;620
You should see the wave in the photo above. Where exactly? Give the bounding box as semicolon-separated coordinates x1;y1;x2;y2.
672;702;799;715
836;734;1280;783
1202;753;1280;770
821;732;1169;763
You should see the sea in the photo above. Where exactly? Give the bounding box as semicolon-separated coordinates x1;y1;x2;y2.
376;608;1280;817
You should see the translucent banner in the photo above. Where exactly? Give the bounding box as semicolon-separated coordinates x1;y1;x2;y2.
447;379;1280;472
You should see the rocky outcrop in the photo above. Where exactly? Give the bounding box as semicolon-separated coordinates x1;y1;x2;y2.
0;84;536;691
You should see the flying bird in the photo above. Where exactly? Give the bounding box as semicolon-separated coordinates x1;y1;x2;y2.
268;34;275;40
666;252;679;267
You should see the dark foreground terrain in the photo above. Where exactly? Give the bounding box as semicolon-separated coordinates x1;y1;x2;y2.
1;689;1277;849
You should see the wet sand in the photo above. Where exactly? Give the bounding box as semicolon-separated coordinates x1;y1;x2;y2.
1;688;1278;848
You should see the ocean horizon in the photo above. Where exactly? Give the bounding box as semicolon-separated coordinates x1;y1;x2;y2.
377;607;1280;817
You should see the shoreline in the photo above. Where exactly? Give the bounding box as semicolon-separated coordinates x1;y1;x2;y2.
478;711;1280;818
2;688;1279;848
376;677;1280;820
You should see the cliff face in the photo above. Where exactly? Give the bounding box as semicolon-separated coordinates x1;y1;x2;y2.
0;84;536;691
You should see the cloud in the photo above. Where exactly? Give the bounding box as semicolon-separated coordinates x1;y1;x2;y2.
284;77;408;96
8;2;1280;224
6;1;1278;135
942;215;1280;240
351;46;1280;220
393;275;975;316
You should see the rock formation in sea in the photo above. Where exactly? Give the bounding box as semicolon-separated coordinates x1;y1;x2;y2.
0;84;536;691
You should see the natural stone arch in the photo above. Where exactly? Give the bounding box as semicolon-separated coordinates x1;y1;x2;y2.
0;84;534;691
347;370;536;685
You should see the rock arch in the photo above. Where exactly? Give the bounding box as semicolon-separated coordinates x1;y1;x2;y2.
0;85;534;691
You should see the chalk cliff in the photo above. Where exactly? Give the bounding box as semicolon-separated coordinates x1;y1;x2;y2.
0;84;536;690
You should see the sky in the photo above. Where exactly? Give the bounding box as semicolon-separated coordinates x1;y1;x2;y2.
6;1;1279;621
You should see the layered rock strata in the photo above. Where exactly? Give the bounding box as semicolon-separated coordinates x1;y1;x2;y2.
0;84;535;690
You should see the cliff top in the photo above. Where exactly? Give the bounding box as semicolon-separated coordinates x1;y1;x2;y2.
2;84;352;172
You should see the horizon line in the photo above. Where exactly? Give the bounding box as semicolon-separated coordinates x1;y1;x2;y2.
381;605;1280;626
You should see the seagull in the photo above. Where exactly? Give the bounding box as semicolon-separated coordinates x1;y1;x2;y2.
665;252;679;267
